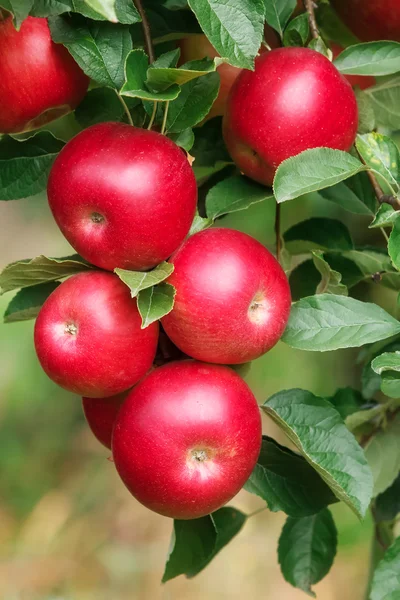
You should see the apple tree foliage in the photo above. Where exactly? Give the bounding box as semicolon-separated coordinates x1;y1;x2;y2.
1;0;400;596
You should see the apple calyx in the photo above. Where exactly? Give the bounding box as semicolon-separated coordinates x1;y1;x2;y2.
64;323;78;335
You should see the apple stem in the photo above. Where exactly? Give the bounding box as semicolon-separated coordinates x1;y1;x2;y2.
275;202;281;263
161;101;170;135
133;0;155;64
303;0;319;40
147;102;158;130
247;506;268;519
115;90;134;127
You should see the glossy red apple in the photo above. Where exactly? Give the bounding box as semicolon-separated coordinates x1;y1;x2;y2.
330;42;375;90
112;360;262;519
47;122;198;272
34;271;159;398
83;393;126;449
0;15;89;134
223;47;358;186
161;228;291;364
331;0;400;42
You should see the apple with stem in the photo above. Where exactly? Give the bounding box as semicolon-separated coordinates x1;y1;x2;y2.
34;271;159;398
223;47;358;186
331;0;400;43
112;360;262;519
47;122;198;272
161;228;291;364
0;15;89;134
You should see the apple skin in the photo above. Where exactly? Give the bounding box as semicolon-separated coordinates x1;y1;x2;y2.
223;47;358;186
330;43;375;90
112;360;262;519
34;271;159;398
0;16;89;134
161;228;291;364
331;0;400;43
82;393;126;449
47;122;197;272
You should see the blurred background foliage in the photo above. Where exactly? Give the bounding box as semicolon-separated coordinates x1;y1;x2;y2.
2;114;399;600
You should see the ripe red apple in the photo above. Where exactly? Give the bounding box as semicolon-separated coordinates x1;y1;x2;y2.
34;271;159;398
331;0;400;43
223;47;358;186
161;228;291;364
330;42;375;90
83;393;126;449
112;360;262;519
0;15;89;134
47;122;198;272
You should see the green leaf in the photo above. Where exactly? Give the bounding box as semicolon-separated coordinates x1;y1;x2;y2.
80;0;140;23
4;282;61;323
325;387;364;421
148;57;219;90
381;372;400;398
205;175;273;220
318;173;376;216
0;132;64;201
342;249;393;277
345;405;383;433
278;509;337;597
362;341;400;401
370;537;400;600
365;75;400;130
355;88;376;135
162;515;217;583
262;389;373;518
308;36;331;59
189;214;213;235
166;71;220;132
244;436;337;518
365;414;400;497
168;129;195;152
83;0;117;21
389;220;400;271
264;0;297;38
120;49;181;101
370;205;399;229
372;352;400;375
283;218;353;254
334;42;400;77
74;87;140;127
48;14;132;88
273;148;366;203
283;12;309;47
137;283;176;328
185;507;246;577
190;117;231;167
0;0;33;27
356;133;400;195
187;0;265;69
114;262;174;297
282;294;400;352
0;255;92;294
312;251;348;296
289;260;321;301
375;473;400;522
130;2;200;44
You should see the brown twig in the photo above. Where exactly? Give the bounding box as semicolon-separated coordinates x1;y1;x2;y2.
275;202;281;262
303;0;319;40
366;169;400;208
133;0;155;63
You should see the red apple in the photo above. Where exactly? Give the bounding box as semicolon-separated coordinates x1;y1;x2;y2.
330;42;375;90
34;271;159;398
47;122;198;272
161;228;291;364
83;393;126;449
223;47;358;186
0;15;89;134
331;0;400;43
112;360;262;519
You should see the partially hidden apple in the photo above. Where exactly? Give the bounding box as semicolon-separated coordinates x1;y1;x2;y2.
0;15;89;134
112;360;262;519
161;228;291;364
34;271;159;398
223;47;358;186
83;393;126;449
47;122;198;272
331;0;400;43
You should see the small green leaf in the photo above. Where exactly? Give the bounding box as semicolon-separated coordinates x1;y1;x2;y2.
375;473;400;522
355;88;376;134
345;405;383;433
312;251;348;296
4;282;61;323
168;129;195;152
187;0;265;69
148;57;219;90
325;387;364;421
372;352;400;375
84;0;118;21
189;214;213;235
274;148;366;203
74;87;140;127
370;537;400;600
130;2;200;44
308;36;331;59
0;132;64;201
114;262;174;297
0;255;92;294
244;436;337;518
319;173;376;216
342;249;393;276
0;0;33;27
137;283;176;328
389;220;400;271
206;175;273;220
278;509;337;597
334;42;400;76
283;13;309;47
365;76;400;130
282;294;400;352
365;413;400;496
262;389;373;518
264;0;297;38
120;49;181;101
356;133;400;195
284;218;353;254
370;205;399;229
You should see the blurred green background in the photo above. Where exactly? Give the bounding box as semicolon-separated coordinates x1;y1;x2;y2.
2;114;396;600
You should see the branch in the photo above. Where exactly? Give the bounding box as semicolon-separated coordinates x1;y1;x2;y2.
133;0;155;64
303;0;319;40
366;169;400;209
